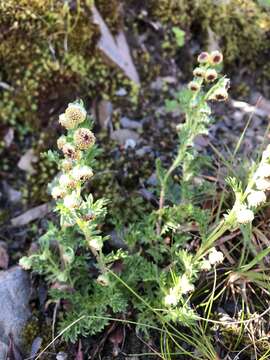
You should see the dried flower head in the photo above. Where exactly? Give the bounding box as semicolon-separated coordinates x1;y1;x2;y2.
62;143;82;160
51;186;66;200
208;248;224;265
197;51;210;63
247;190;266;208
255;178;270;191
65;103;86;126
71;166;93;181
188;81;200;92
63;192;81;209
193;67;206;78
211;88;228;101
57;136;67;150
210;50;223;65
205;69;218;82
236;207;254;224
74;128;96;150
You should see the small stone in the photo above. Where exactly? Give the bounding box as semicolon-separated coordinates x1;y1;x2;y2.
0;267;31;356
120;117;142;130
111;129;139;145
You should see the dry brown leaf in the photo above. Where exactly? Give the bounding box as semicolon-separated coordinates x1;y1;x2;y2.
92;5;140;84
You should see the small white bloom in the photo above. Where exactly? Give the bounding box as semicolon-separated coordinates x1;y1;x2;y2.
164;291;178;306
51;186;66;199
200;259;212;271
255;163;270;178
63;192;81;209
59;174;76;189
247;190;266;207
236;207;254;224
262;145;270;161
255;178;270;191
179;274;195;295
208;248;224;265
71;166;93;181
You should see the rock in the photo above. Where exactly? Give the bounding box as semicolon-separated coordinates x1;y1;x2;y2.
0;341;8;359
2;181;21;203
110;129;140;145
120;117;142;130
0;266;31;357
17;149;38;174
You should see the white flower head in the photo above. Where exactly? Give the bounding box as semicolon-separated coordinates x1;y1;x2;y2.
179;274;195;295
205;68;218;82
255;178;270;191
200;259;212;271
65;103;86;126
247;190;266;208
51;186;66;199
255;163;270;179
208;248;224;265
59;113;75;130
236;207;254;224
62;143;82;160
61;159;73;172
71;166;93;181
262;145;270;161
164;289;178;307
63;192;81;209
59;174;76;189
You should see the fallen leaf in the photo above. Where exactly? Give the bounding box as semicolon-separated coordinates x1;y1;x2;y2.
17;149;38;174
92;5;140;84
11;203;51;227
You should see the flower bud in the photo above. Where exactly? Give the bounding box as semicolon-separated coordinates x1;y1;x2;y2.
197;51;210;63
188;81;200;92
193;67;206;78
61;159;73;172
205;69;218;82
57;136;67;150
236;207;254;224
200;259;211;271
63;192;81;209
74;128;95;150
19;256;32;270
210;50;223;65
65;103;86;126
96;274;110;286
247;190;266;207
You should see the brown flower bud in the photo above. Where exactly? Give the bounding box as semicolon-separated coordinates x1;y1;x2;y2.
205;69;218;82
210;50;223;65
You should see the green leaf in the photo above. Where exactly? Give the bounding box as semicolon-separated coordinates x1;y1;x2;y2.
172;27;185;48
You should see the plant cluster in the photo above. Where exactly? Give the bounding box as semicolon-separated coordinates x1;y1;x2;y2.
20;51;270;358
